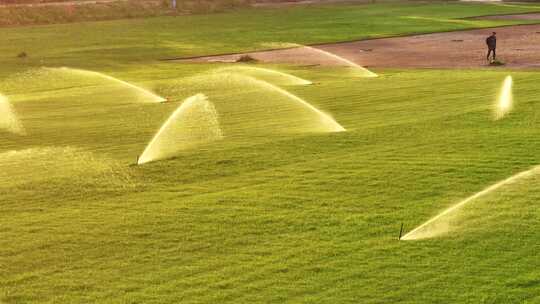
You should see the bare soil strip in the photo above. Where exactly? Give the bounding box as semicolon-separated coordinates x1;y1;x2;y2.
177;23;540;69
477;13;540;20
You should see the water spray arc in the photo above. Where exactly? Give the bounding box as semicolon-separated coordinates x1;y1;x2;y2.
401;166;540;240
243;75;346;132
138;94;223;165
213;66;312;86
48;67;166;103
0;93;25;135
494;75;513;120
160;72;345;134
302;46;378;78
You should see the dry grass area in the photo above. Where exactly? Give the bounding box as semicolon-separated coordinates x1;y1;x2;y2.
0;0;252;26
0;0;167;26
0;0;121;4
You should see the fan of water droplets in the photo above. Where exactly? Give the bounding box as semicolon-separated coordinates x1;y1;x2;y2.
156;72;345;136
212;66;312;86
138;93;223;164
1;67;165;103
0;93;25;135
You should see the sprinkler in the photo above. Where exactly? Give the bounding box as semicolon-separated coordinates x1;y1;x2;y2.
137;94;223;164
0;93;26;135
494;75;513;120
401;165;540;240
46;67;166;103
214;66;312;86
398;223;404;240
302;45;378;78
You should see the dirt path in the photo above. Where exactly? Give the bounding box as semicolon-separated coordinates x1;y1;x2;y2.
178;23;540;69
477;13;540;20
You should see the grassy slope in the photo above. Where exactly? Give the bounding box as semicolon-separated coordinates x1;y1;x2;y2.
3;65;540;303
2;2;540;73
2;2;540;303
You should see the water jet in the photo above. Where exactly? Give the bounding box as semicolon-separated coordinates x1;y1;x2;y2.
494;75;513;120
245;76;346;132
138;94;223;165
401;166;540;240
302;45;378;78
0;93;25;135
213;66;312;86
3;67;166;103
157;72;345;134
51;67;167;103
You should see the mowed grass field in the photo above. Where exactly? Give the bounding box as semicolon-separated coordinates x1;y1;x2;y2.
2;2;540;303
3;1;540;73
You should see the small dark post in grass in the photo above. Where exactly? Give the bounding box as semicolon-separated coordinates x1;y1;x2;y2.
398;223;404;240
489;60;505;66
236;55;257;63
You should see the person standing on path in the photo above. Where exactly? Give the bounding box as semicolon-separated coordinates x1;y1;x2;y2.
486;32;497;62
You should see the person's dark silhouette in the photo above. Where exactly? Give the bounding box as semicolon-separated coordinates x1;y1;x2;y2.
486;32;497;62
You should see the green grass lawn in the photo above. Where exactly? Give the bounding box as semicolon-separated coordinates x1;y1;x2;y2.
2;1;540;74
2;2;540;303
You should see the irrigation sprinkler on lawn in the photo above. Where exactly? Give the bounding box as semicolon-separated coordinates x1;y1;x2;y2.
398;223;404;240
137;93;223;165
494;75;513;120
